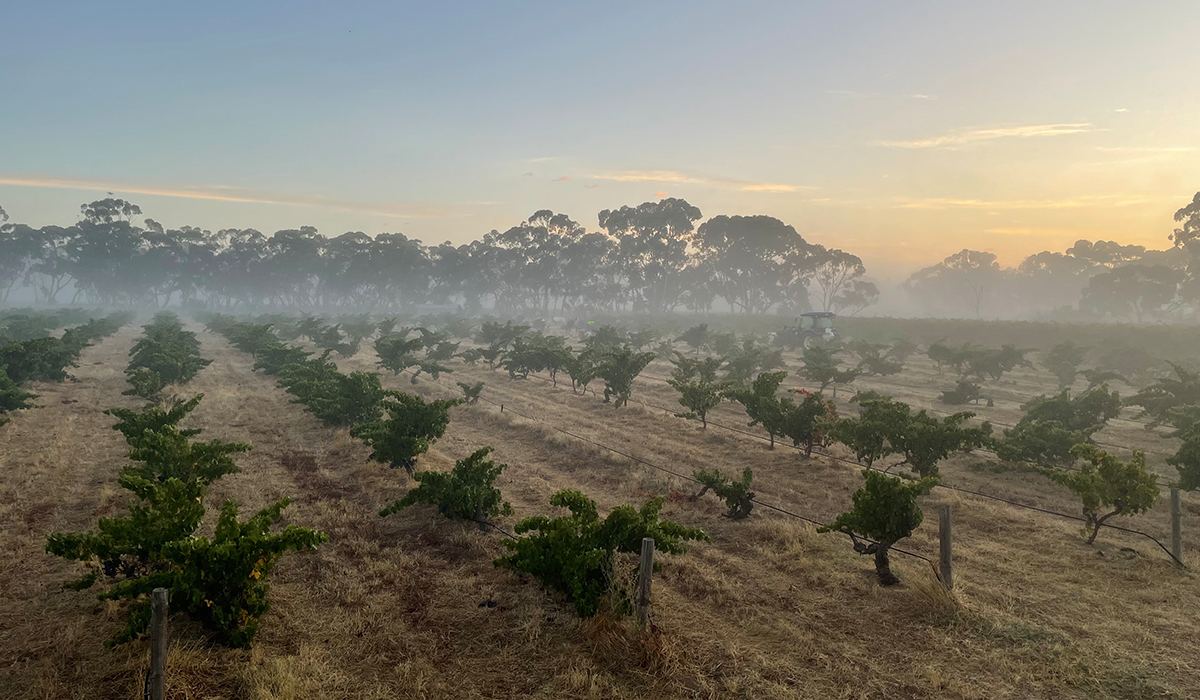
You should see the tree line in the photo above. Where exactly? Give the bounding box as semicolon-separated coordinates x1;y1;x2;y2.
0;198;876;316
903;192;1200;321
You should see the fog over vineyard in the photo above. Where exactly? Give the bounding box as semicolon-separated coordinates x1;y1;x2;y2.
4;3;1200;699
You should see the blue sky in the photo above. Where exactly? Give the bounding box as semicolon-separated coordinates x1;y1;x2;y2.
2;1;1198;279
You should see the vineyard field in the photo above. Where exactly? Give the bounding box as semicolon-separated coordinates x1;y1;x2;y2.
2;320;1199;699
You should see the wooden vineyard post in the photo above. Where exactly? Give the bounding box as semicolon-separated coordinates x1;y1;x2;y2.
1171;488;1183;567
938;505;953;590
146;587;168;700
637;537;655;627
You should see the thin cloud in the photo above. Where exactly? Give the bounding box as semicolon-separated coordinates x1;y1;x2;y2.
588;169;809;193
553;176;571;182
878;123;1095;149
894;194;1172;210
584;184;600;189
0;173;467;219
522;172;534;177
1094;146;1195;153
908;94;938;100
528;156;560;162
654;191;668;198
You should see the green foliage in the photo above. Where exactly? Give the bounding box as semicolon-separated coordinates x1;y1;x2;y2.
122;367;163;398
98;498;326;647
1125;362;1200;427
380;446;514;522
374;332;425;375
818;470;938;585
799;345;860;394
996;420;1089;468
725;371;789;447
597;347;656;408
350;391;462;473
676;323;709;355
848;340;903;377
1080;369;1127;392
47;394;319;648
124;313;211;396
496;490;709;617
0;364;36;426
667;353;724;428
1169;429;1200;491
721;338;785;383
996;387;1120;468
563;347;600;395
277;352;386;426
1020;386;1121;432
457;380;484;404
1044;341;1090;389
693;468;754;519
940;380;983;405
106;394;204;444
831;397;991;477
0;336;81;383
502;335;570;384
1039;444;1159;544
780;390;836;456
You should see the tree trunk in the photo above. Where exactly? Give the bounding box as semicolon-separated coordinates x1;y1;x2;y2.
874;545;899;586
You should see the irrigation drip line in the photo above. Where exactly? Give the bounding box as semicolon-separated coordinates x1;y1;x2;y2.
402;368;931;563
448;363;1186;568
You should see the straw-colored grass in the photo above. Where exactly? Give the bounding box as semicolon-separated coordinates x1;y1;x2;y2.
1;325;1198;699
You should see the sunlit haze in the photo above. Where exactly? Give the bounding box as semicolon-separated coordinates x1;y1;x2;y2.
3;1;1198;280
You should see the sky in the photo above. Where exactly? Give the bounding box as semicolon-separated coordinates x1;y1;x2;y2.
2;0;1198;281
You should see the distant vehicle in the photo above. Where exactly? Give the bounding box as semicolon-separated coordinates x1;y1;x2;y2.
776;311;840;350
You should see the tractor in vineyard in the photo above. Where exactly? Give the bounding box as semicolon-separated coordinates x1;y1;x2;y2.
776;311;840;350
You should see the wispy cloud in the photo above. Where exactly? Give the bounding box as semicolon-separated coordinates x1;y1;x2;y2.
522;172;534;177
985;227;1089;237
0;173;467;218
909;94;937;100
528;156;560;162
584;184;600;189
878;123;1095;149
894;194;1171;210
587;169;809;193
1094;146;1195;153
654;191;668;198
553;176;571;182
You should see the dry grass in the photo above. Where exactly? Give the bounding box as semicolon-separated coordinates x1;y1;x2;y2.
1;326;1198;699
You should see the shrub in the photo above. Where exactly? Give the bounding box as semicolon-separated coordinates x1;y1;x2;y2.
97;498;326;647
693;468;754;519
818;470;938;585
1125;362;1200;427
124;313;211;395
597;348;656;408
725;371;789;447
832;397;991;477
496;490;709;617
667;353;724;428
780;390;836;456
1039;444;1158;544
278;353;386;426
380;446;513;522
1044;341;1090;389
0;336;81;383
563;347;600;395
1168;428;1200;491
457;380;484;405
0;364;36;426
940;380;983;405
997;387;1120;467
351;391;462;473
677;323;709;355
799;345;860;396
848;340;903;377
374;332;424;376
